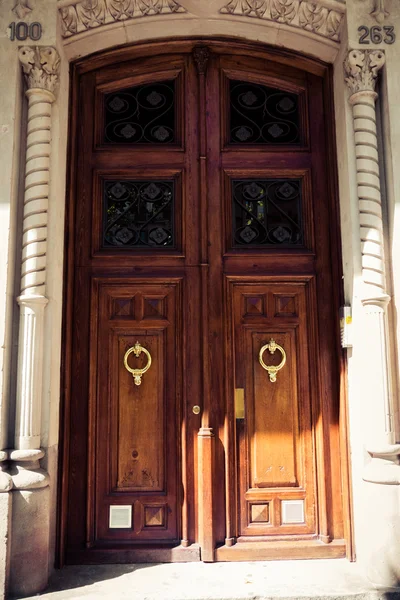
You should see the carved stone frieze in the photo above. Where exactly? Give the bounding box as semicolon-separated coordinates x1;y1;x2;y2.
344;49;385;95
18;47;60;94
59;0;186;38
12;0;35;18
220;0;344;41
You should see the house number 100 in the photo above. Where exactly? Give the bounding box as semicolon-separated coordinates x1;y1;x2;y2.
8;21;42;42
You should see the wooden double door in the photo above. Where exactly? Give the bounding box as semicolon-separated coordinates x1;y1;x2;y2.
62;41;349;564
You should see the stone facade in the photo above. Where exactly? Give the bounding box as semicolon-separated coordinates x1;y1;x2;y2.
0;0;400;597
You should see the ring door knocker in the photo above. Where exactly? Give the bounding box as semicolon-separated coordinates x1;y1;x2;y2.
259;338;286;383
123;341;152;386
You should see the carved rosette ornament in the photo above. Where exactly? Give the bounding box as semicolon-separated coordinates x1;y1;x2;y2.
344;49;400;484
8;46;60;491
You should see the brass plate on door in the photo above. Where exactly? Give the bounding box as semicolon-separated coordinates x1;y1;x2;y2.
235;388;245;420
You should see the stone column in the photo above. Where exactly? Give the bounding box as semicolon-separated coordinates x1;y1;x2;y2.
7;46;60;597
344;49;400;482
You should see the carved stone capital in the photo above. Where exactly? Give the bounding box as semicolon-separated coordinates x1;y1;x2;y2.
18;46;60;95
344;49;385;96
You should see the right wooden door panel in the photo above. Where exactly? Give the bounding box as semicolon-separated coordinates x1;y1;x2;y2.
231;280;316;538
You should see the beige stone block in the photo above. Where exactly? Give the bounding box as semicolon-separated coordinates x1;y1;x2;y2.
24;213;48;231
28;103;52;120
23;227;47;247
26;143;50;162
357;185;381;203
27;116;52;136
357;171;380;188
356;158;380;177
361;239;381;257
21;254;46;276
355;145;379;162
353;103;376;120
0;493;11;600
27;130;51;147
353;117;377;135
21;272;46;293
26;156;50;175
25;184;49;203
25;171;50;190
354;130;377;147
22;241;47;261
360;225;381;243
9;489;49;597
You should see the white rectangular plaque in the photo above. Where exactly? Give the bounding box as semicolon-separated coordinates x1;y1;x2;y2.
109;505;132;529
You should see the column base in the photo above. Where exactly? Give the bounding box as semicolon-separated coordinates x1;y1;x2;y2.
363;445;400;484
8;449;49;490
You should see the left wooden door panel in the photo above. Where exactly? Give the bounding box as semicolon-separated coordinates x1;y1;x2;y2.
89;278;182;545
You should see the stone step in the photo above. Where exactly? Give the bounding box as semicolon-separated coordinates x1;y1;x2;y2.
13;560;400;600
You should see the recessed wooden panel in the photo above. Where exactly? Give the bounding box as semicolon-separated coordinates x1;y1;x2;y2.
231;280;316;538
274;294;297;317
144;505;167;528
92;279;182;545
117;333;165;492
251;504;270;523
243;295;266;317
250;330;298;489
143;295;166;320
111;297;135;318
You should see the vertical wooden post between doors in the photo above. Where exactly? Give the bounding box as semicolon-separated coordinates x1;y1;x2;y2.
193;46;215;562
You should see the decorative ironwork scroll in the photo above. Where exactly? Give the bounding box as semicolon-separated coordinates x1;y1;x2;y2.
104;80;175;144
230;80;300;144
104;180;174;248
232;178;302;247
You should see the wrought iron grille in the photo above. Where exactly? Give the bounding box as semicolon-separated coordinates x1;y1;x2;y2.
229;80;300;145
103;180;174;248
232;179;303;247
104;80;175;144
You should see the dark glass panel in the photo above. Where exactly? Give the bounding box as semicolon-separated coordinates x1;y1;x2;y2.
230;80;300;144
232;179;302;247
104;80;175;144
104;180;174;248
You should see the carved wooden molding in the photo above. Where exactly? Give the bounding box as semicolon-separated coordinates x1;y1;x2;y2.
219;0;345;41
59;0;186;38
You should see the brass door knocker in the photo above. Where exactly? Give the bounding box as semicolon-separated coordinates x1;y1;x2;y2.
259;338;286;383
123;341;152;386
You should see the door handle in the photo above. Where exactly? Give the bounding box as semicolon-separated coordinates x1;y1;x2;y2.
259;338;286;383
123;341;152;386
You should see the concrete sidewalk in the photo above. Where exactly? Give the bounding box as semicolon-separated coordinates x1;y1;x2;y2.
13;560;400;600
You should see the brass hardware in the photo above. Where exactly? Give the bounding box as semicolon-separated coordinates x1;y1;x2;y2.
192;405;201;415
123;341;152;386
235;388;245;419
259;338;286;383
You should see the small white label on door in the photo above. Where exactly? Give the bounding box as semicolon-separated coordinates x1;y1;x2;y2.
281;500;305;524
109;505;132;529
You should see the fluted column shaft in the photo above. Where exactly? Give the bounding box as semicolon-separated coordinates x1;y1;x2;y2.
15;86;54;450
344;49;400;482
10;46;60;488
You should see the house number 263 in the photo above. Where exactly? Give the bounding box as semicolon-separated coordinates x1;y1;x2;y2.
358;25;396;45
8;21;42;41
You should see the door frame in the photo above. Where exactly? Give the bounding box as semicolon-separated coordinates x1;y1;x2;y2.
57;37;353;566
